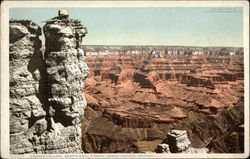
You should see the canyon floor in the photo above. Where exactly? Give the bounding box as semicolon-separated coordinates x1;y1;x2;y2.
81;52;244;153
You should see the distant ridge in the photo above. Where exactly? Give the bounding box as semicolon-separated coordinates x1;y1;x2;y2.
82;44;243;49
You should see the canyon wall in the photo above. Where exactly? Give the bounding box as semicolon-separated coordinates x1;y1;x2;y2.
9;10;88;154
82;51;244;153
82;45;243;56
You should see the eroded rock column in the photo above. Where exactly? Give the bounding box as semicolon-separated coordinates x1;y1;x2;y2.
43;10;88;153
10;9;88;154
9;19;47;154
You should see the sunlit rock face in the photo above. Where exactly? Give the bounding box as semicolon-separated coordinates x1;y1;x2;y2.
155;130;208;154
9;19;47;154
43;9;88;153
9;9;88;154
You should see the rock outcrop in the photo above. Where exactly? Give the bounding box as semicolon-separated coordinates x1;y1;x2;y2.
155;144;170;153
9;9;88;154
155;130;208;153
165;130;191;152
42;9;88;153
9;19;46;154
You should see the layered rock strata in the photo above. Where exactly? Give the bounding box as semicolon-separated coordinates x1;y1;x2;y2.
42;10;88;153
9;19;46;154
84;54;243;128
82;49;244;153
9;10;88;154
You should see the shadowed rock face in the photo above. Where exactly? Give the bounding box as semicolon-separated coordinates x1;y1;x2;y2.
9;10;88;154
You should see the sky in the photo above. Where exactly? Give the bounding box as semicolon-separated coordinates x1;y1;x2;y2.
9;7;243;47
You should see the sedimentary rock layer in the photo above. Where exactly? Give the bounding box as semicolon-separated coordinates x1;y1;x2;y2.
82;51;244;153
9;19;47;154
9;10;88;154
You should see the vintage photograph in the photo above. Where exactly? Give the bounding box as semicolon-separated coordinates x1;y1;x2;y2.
1;0;249;158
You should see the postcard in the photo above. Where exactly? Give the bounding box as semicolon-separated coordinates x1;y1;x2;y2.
1;0;249;158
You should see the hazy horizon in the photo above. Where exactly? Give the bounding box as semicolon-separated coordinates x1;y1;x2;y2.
40;44;243;48
10;7;243;47
80;44;243;48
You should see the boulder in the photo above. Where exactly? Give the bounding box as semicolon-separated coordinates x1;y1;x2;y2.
166;130;191;152
155;143;170;153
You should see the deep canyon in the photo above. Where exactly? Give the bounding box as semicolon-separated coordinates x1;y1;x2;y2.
82;46;244;153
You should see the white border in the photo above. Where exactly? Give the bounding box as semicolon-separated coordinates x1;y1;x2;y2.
1;1;249;159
